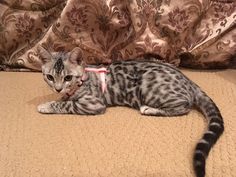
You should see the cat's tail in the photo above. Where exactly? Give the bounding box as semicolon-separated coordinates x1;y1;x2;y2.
193;89;224;177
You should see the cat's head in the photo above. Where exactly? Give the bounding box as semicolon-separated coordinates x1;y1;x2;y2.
37;46;84;94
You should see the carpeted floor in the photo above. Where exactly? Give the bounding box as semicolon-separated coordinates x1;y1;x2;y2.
0;69;235;177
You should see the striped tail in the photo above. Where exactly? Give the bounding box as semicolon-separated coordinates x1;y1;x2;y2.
193;90;224;177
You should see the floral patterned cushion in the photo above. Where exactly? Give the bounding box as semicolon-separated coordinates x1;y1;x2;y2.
0;0;235;71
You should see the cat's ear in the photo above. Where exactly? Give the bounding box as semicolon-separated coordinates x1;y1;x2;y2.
37;45;52;64
68;47;83;65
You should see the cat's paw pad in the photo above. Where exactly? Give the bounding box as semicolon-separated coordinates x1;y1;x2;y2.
37;101;55;114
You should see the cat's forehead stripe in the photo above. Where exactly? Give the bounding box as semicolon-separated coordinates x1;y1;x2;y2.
54;58;64;74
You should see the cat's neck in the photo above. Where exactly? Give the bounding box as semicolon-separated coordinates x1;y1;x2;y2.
83;67;108;93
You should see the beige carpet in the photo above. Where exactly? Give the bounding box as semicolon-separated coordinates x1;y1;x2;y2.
0;69;235;177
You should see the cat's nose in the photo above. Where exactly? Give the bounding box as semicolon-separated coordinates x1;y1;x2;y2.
55;88;62;93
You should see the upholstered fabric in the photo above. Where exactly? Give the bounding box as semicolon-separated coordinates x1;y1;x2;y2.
0;0;235;71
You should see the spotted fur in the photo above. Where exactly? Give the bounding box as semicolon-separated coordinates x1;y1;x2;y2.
54;57;64;74
38;47;224;177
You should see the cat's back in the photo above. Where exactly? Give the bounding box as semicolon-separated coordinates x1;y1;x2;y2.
106;60;193;91
108;60;180;76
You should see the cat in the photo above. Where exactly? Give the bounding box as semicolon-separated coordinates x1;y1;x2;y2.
37;46;224;177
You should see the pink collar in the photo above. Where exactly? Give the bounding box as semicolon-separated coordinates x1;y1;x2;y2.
65;67;108;97
84;67;108;93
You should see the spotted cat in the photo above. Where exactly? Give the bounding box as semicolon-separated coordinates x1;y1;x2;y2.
37;46;224;177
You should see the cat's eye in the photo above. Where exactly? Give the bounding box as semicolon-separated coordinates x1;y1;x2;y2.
46;74;54;82
64;75;73;82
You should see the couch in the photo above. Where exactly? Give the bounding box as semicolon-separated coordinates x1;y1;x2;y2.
0;0;236;177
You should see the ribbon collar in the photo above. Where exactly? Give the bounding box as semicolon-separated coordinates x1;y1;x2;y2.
65;67;108;97
83;67;108;93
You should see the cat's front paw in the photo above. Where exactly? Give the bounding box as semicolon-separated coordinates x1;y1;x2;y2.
37;101;55;114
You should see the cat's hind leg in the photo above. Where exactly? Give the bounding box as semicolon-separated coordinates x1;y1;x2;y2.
140;100;191;116
140;106;165;116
